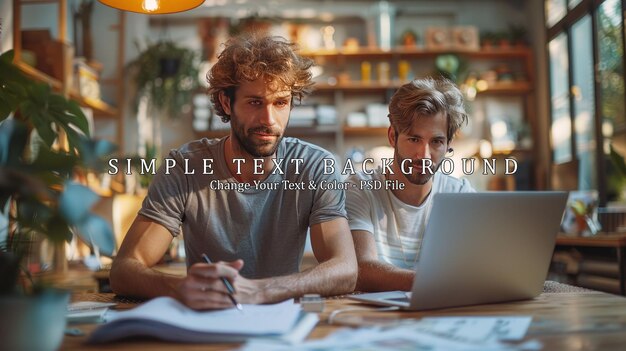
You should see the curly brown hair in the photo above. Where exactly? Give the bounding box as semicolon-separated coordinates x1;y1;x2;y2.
207;34;315;122
388;77;468;141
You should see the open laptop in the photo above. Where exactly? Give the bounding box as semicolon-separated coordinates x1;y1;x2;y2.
349;191;568;310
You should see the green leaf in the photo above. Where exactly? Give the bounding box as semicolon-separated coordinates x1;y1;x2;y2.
29;115;56;148
16;198;53;227
610;144;626;177
0;119;28;167
46;214;74;243
30;143;78;175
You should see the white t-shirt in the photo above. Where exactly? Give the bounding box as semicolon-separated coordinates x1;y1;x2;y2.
346;169;475;269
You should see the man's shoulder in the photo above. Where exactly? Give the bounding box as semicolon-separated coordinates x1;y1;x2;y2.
170;137;223;159
346;169;383;183
282;137;334;160
434;173;475;193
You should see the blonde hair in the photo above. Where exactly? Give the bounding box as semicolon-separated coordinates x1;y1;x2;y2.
388;77;468;141
208;34;314;122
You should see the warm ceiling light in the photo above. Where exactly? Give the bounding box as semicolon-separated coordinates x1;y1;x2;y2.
98;0;204;14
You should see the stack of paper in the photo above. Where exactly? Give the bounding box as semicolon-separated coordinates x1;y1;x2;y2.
88;297;318;344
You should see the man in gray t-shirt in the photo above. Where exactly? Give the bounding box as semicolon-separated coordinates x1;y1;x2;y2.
111;35;357;310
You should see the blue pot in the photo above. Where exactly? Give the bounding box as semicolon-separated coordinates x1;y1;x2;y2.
0;289;70;351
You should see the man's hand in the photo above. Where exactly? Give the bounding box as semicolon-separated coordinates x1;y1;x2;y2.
176;260;249;310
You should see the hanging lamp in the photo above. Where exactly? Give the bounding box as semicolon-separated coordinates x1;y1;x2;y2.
98;0;204;14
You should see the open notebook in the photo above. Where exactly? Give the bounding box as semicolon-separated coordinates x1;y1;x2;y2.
88;297;318;344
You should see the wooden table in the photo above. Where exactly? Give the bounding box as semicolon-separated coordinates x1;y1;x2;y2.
62;285;626;351
555;233;626;294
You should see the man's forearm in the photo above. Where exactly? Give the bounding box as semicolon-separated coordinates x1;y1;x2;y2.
355;260;414;292
254;257;357;303
110;257;183;298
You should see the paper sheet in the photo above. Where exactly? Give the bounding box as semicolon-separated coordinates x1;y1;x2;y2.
416;316;533;342
240;316;538;351
104;297;301;335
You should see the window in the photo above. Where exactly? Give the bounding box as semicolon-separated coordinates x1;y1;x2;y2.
597;0;625;132
545;0;626;204
549;33;572;164
571;15;597;190
546;0;568;27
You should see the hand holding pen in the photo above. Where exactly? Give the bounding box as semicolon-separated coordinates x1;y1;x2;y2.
201;253;243;311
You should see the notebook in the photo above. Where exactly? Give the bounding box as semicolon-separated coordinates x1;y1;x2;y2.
88;297;318;344
350;191;568;310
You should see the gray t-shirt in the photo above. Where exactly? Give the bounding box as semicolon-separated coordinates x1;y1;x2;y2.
139;137;346;279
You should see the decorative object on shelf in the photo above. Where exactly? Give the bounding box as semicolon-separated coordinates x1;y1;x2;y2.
451;26;479;51
377;62;390;84
370;0;395;51
562;191;602;237
425;27;451;50
361;61;372;83
435;54;460;81
127;40;199;118
508;24;528;47
343;37;360;52
98;0;204;14
74;58;101;101
192;93;211;132
494;31;511;48
72;0;94;61
480;31;496;49
0;50;115;350
322;25;337;50
21;29;74;83
397;60;412;83
399;29;418;47
347;112;368;127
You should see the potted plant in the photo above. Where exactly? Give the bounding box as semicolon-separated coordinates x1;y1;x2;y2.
480;31;496;50
0;50;115;351
508;24;528;47
127;40;200;118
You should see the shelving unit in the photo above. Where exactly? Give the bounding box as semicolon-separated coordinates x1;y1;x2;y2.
11;0;126;148
301;45;536;168
194;45;536;177
314;81;532;94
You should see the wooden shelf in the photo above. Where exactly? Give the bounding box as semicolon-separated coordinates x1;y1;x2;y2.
15;61;63;90
343;127;389;137
301;46;532;59
477;81;532;95
194;126;338;139
492;147;533;156
315;81;531;94
16;61;119;117
556;233;626;247
69;91;118;117
315;81;398;92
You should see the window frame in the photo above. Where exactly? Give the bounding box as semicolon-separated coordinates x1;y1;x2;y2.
545;0;626;205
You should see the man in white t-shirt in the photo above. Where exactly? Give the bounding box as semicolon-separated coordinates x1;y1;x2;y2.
346;77;475;292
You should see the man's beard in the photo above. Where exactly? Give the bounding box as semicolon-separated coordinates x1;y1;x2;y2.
230;111;284;157
394;147;441;185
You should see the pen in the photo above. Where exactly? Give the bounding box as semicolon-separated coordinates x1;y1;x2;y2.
201;253;243;311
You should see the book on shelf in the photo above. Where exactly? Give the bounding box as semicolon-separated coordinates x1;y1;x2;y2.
88;297;318;344
579;260;620;279
576;274;621;294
